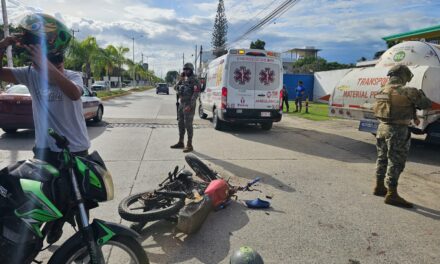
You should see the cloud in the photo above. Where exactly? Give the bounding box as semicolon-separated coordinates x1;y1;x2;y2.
2;0;440;74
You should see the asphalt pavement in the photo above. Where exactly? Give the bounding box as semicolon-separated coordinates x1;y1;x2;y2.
0;89;439;263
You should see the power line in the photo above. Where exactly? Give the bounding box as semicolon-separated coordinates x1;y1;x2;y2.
229;0;300;47
229;0;281;39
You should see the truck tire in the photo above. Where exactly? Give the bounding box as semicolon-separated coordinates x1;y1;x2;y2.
261;122;273;131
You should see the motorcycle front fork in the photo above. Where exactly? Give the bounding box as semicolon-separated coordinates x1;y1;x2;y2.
69;168;105;264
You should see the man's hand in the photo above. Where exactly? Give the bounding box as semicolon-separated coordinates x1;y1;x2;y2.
184;106;191;113
23;44;50;71
0;35;19;50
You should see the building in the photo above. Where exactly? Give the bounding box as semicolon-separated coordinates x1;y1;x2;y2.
383;24;440;45
282;46;321;73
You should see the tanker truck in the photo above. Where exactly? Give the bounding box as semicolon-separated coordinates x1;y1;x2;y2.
328;41;440;143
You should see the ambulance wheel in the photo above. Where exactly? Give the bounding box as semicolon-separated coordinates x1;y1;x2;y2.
212;109;223;130
199;104;208;119
261;122;273;131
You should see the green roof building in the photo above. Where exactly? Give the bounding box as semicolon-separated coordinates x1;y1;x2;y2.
383;24;440;46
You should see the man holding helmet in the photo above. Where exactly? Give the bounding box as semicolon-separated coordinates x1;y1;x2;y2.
170;62;200;153
0;13;90;243
373;64;432;208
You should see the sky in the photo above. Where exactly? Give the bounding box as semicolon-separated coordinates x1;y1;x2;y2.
2;0;440;77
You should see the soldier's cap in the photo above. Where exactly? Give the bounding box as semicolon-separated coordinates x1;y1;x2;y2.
183;62;194;71
387;64;414;80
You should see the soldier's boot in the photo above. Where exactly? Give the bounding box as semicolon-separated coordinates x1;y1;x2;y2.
183;140;193;153
384;187;413;208
170;139;185;149
373;179;387;197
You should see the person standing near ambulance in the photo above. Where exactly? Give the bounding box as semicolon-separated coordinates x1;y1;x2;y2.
170;63;200;152
281;85;289;112
373;65;431;208
295;80;305;112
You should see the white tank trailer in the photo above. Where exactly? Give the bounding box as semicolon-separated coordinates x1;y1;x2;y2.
328;41;440;143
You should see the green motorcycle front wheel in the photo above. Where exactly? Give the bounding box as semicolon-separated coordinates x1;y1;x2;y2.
48;235;148;264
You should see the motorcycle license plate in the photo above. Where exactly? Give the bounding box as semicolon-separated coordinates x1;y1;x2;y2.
261;112;271;117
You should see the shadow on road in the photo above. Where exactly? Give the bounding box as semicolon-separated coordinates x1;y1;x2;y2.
407;139;440;166
217;123;440;167
192;151;295;193
412;204;440;221
139;201;250;264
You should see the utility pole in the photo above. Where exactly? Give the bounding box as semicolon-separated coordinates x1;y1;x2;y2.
182;53;185;68
70;29;79;55
1;0;13;67
71;29;80;41
194;45;198;75
199;45;203;74
129;35;143;87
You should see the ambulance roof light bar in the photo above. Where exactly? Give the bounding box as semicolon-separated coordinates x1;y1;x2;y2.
229;49;280;57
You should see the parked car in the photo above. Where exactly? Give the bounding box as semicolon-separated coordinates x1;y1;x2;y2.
156;83;169;94
91;81;110;91
0;84;104;133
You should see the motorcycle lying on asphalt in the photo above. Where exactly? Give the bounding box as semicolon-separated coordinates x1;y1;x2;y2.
118;154;260;232
0;129;148;264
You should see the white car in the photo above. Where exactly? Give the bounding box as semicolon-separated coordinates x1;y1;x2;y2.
91;81;110;91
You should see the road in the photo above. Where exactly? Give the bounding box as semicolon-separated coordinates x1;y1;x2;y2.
0;89;439;264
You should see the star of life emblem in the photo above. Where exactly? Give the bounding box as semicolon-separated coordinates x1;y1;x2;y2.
259;67;275;86
234;66;251;85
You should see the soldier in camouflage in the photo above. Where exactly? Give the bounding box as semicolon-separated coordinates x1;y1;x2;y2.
373;65;432;208
170;63;200;152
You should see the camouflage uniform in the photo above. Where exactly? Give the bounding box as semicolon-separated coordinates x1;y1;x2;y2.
176;75;200;147
373;65;431;207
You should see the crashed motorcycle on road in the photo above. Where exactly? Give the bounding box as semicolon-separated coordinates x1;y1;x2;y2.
118;154;260;233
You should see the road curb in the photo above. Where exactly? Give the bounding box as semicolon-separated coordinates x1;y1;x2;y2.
99;91;132;101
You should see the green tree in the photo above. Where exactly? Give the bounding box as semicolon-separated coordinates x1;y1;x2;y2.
115;45;129;87
65;36;101;85
211;0;228;58
165;70;179;84
291;57;354;73
250;39;266;50
0;24;31;67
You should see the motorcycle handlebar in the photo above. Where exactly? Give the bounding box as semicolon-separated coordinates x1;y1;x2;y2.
48;128;69;149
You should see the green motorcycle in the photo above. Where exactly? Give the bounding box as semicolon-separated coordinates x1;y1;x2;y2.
0;129;148;264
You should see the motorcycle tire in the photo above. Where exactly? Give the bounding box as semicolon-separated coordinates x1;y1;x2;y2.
118;191;184;222
185;154;218;182
49;235;149;264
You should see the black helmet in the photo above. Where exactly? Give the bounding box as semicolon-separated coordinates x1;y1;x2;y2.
183;63;194;71
230;247;264;264
18;13;72;56
387;64;413;83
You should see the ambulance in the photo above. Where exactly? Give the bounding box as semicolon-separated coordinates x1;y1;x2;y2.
198;49;283;130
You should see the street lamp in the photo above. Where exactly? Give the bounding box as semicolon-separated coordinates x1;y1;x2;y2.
129;35;143;87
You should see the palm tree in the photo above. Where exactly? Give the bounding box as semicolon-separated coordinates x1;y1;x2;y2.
65;36;100;86
115;46;129;88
